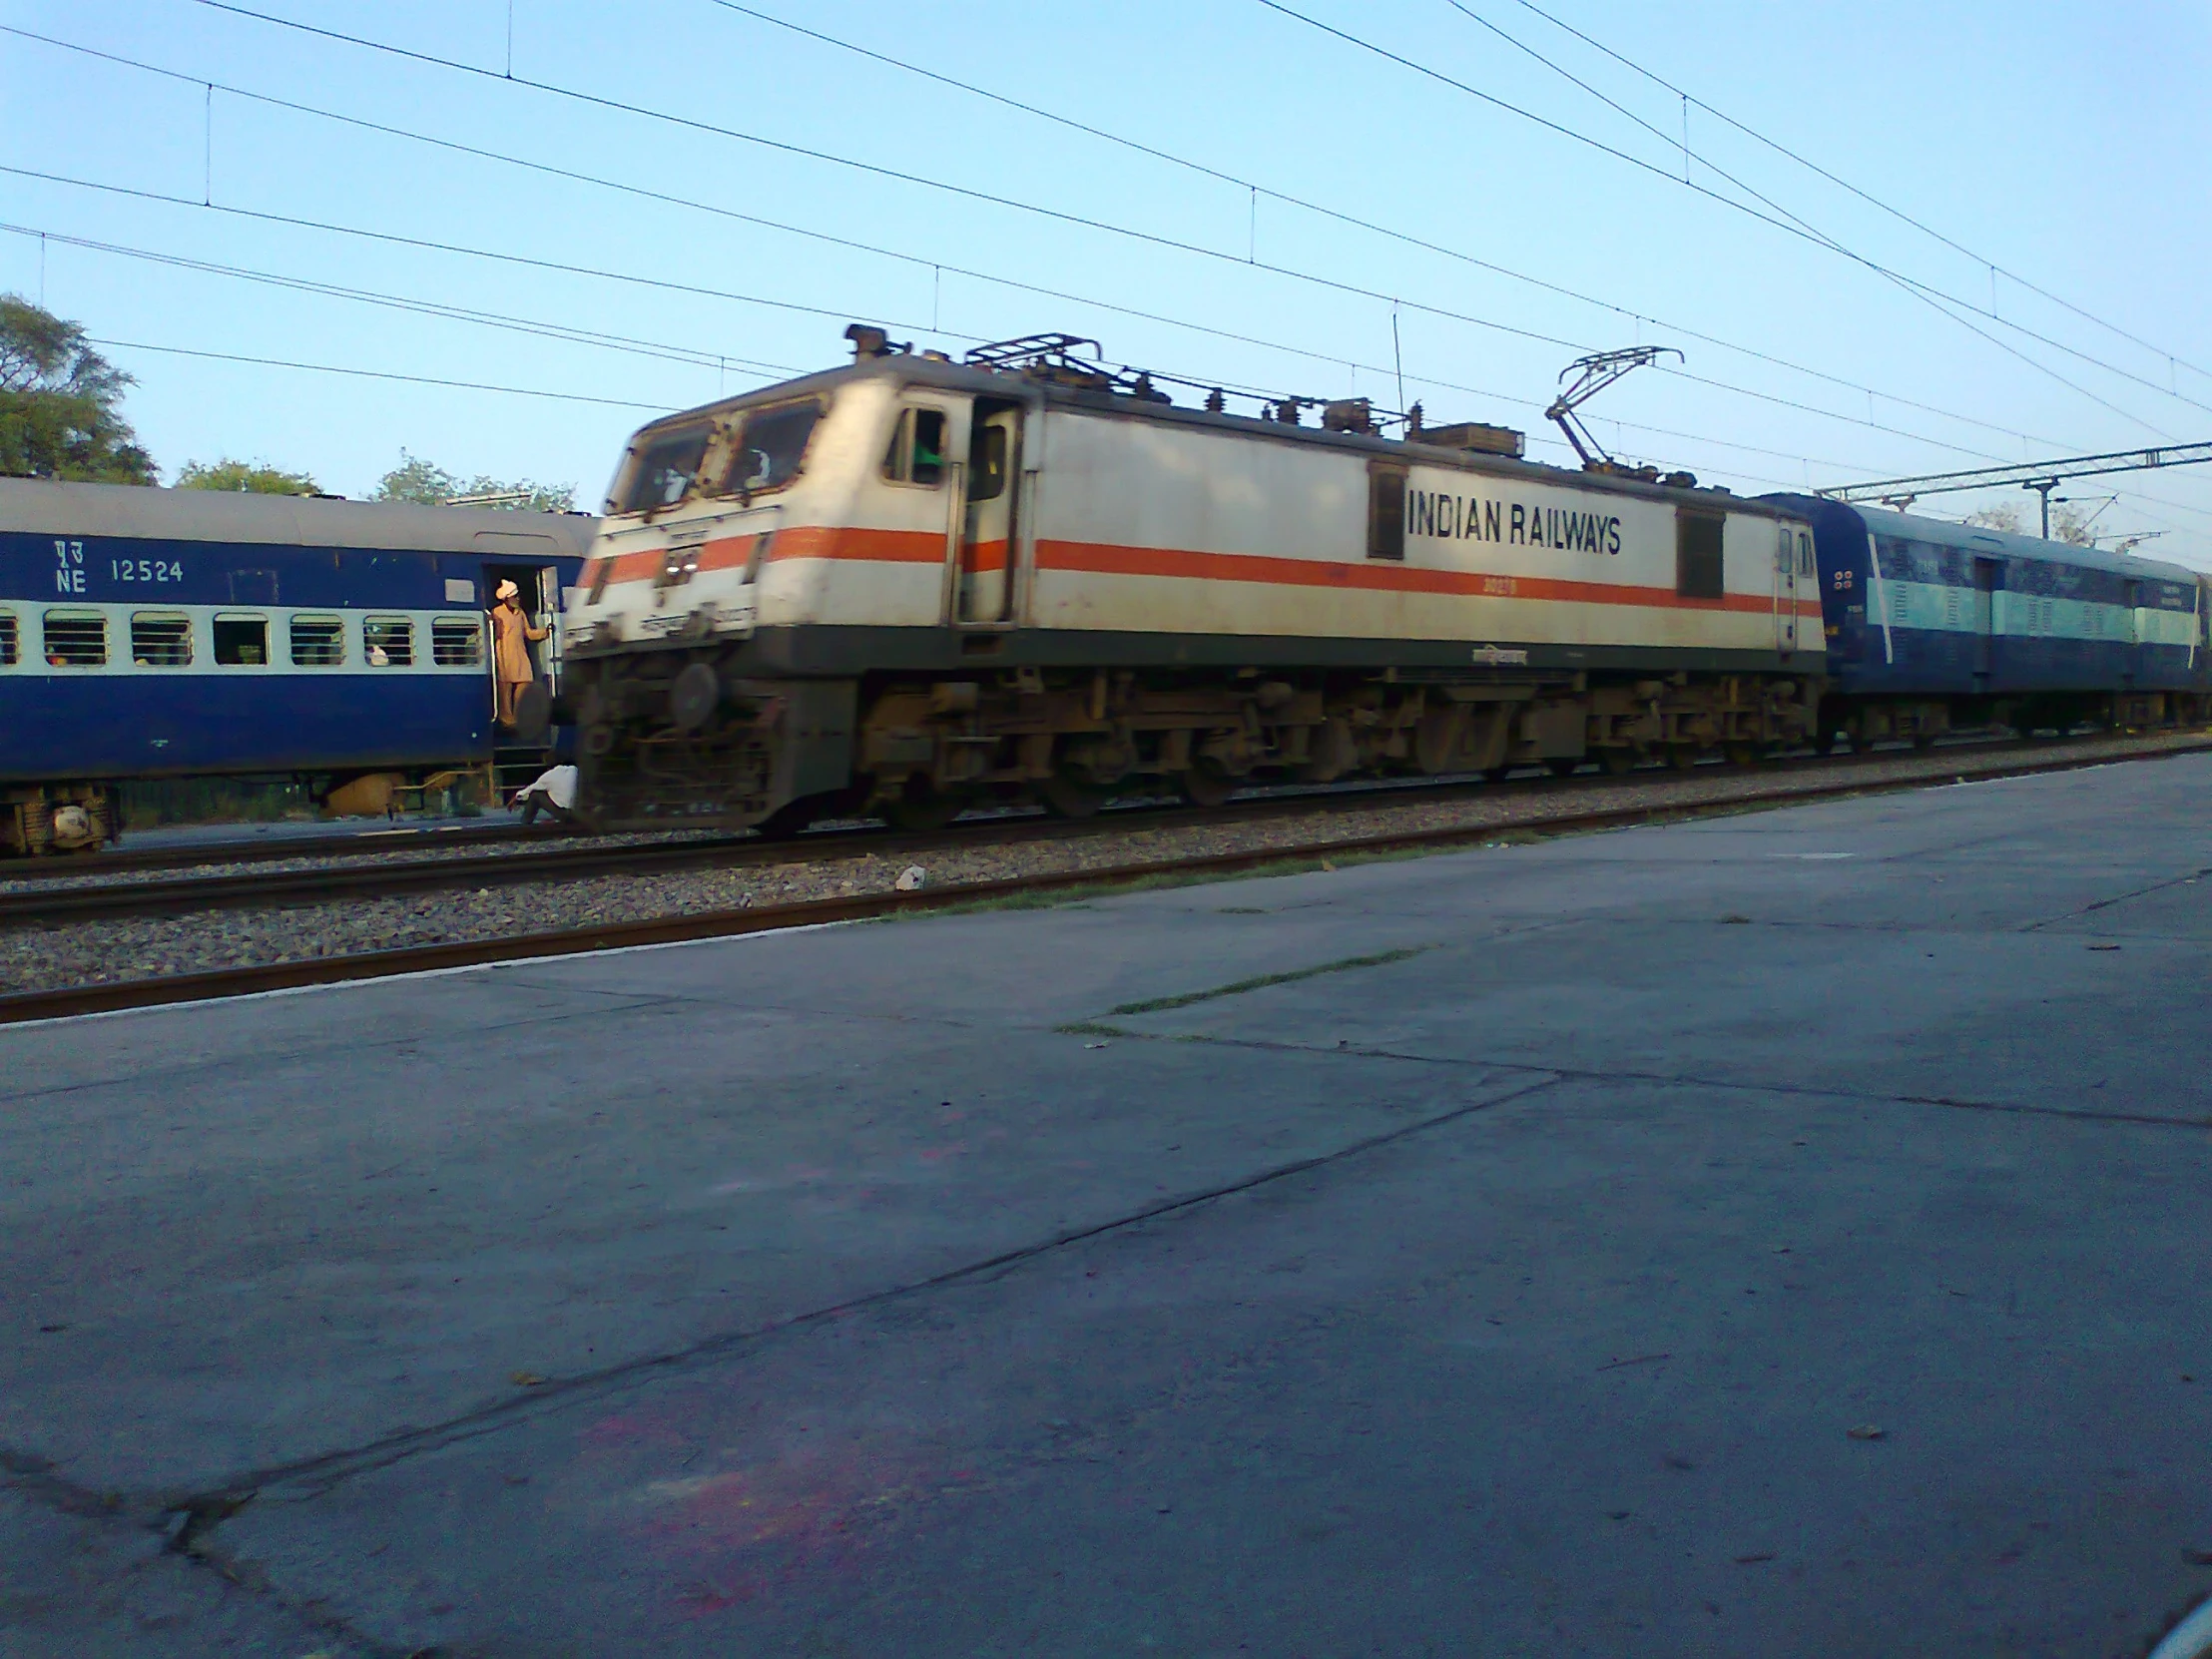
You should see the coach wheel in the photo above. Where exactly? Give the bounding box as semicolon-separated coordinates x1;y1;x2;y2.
1666;746;1700;772
1598;748;1635;777
1725;743;1761;770
754;798;819;840
1482;766;1514;784
669;663;721;733
1039;770;1111;820
1545;758;1581;779
1178;763;1235;810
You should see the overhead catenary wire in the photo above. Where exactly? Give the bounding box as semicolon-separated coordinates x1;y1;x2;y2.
689;1;2083;459
161;4;2162;460
1431;0;2203;434
84;336;674;409
9;19;2204;538
1261;0;2183;438
1503;0;2212;386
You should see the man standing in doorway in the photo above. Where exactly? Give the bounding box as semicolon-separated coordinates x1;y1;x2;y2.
491;578;549;727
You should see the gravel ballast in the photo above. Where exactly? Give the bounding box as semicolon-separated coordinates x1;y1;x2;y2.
4;732;2204;997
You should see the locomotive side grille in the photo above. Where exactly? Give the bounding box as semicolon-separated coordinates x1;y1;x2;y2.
41;611;106;667
130;613;193;667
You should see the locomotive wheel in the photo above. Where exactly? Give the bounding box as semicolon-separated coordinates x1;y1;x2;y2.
1545;758;1581;779
1725;743;1761;769
1666;746;1700;771
754;798;819;840
1039;771;1111;820
1482;766;1514;784
1598;748;1635;776
885;778;959;832
1178;763;1235;809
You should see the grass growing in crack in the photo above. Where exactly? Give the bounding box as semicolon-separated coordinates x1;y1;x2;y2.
1053;1020;1132;1037
1105;945;1431;1017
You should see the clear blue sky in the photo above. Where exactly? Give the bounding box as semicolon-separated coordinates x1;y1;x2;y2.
4;1;2209;561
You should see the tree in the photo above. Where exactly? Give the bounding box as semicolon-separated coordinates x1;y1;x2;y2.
371;449;573;512
0;293;156;483
175;457;320;495
1963;504;2024;535
2048;501;2097;547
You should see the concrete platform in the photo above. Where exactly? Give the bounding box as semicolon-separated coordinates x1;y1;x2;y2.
5;755;2211;1657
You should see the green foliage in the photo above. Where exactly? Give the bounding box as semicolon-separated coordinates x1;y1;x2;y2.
175;456;320;495
0;293;156;483
371;448;574;512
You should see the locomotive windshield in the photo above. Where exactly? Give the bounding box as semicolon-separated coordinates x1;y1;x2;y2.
718;400;823;499
618;423;713;514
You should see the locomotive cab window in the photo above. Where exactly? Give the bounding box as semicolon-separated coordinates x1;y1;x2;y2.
0;611;20;667
364;617;414;668
1368;464;1407;561
289;615;344;667
1798;531;1816;576
431;616;485;667
42;611;106;667
214;615;269;666
719;400;822;498
967;419;1011;503
131;613;192;667
883;407;947;487
1676;512;1725;600
617;423;713;515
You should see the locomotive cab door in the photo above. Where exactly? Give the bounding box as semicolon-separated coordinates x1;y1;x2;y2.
1774;524;1803;656
954;401;1024;628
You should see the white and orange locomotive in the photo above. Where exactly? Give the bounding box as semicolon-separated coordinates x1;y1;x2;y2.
563;329;1826;831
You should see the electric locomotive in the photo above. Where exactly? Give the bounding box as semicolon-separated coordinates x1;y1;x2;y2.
564;328;1828;833
0;478;595;853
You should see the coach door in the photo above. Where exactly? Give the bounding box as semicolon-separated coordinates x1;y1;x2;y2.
954;402;1023;628
1972;558;1999;688
1774;524;1805;655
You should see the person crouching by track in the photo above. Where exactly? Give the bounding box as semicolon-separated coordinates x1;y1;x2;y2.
513;764;579;827
491;579;550;728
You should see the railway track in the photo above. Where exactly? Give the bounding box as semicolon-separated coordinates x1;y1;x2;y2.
2;729;2206;1026
0;730;2134;926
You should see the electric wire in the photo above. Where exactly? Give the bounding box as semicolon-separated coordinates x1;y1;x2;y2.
1433;0;2208;432
693;1;2090;459
1504;0;2212;385
11;19;2203;534
1261;0;2181;437
166;4;2156;459
84;336;672;409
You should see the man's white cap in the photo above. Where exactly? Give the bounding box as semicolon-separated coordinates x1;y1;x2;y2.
496;579;519;599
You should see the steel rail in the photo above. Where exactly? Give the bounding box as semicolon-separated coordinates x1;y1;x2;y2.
4;821;572;880
0;731;2107;924
2;736;2204;1026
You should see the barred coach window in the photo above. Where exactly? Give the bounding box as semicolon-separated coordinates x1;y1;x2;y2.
131;613;193;666
289;616;344;667
1677;512;1725;600
42;611;106;666
0;612;17;667
431;616;485;667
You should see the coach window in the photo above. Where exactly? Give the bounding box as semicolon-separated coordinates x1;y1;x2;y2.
289;615;344;667
131;613;193;667
1367;463;1407;561
363;616;413;668
431;615;485;667
1676;512;1725;600
882;407;948;487
721;400;822;499
42;611;106;667
0;612;18;667
214;615;270;666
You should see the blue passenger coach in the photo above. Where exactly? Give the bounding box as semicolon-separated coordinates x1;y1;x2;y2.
1764;495;2209;746
0;478;595;853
